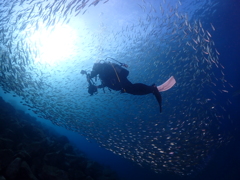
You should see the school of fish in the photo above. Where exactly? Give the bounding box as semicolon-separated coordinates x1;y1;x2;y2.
0;0;232;176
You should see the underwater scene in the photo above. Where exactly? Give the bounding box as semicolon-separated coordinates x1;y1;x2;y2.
0;0;239;180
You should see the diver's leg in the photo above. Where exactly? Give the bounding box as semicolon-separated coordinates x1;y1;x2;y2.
122;80;162;112
124;83;152;95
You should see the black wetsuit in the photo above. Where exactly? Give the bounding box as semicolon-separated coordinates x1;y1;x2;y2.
90;62;162;112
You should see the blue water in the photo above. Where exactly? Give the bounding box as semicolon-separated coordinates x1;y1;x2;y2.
1;0;240;179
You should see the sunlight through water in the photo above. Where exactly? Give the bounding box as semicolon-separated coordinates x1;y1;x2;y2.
30;24;77;66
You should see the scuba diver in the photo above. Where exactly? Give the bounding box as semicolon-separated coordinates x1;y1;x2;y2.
81;58;176;113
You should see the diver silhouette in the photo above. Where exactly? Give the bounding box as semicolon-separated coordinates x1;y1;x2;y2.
81;58;176;113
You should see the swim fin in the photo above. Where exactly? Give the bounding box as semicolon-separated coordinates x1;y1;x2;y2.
152;76;176;112
157;76;176;92
152;85;162;113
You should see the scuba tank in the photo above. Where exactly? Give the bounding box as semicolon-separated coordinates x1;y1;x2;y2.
105;57;129;78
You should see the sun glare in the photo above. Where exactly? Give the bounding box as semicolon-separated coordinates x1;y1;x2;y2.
30;24;77;65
